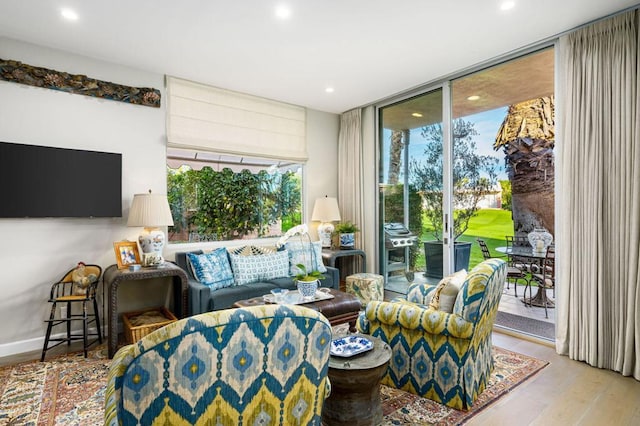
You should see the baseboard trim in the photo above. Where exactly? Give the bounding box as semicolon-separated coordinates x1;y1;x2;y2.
0;327;107;358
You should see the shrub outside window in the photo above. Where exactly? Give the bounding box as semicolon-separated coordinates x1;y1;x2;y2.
167;149;302;243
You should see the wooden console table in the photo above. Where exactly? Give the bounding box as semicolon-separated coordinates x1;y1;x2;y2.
103;263;188;358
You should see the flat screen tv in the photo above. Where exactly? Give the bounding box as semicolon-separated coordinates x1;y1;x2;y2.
0;141;122;218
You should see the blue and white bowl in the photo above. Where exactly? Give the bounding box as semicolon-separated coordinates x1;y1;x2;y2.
270;288;289;302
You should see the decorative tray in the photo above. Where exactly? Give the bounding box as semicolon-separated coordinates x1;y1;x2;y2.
330;336;374;357
262;289;335;305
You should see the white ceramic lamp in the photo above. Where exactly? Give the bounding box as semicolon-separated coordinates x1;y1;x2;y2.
127;190;174;266
311;196;341;248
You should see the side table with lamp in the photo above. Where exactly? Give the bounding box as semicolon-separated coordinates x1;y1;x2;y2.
103;189;188;357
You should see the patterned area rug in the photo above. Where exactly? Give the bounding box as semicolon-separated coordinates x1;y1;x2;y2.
380;346;548;425
0;345;109;425
0;344;546;425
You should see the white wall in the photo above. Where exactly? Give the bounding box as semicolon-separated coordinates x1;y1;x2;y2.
0;38;340;357
304;108;340;238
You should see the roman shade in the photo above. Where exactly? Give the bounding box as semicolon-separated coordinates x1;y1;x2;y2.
166;76;307;161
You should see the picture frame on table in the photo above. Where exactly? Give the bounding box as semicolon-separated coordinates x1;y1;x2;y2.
113;241;141;269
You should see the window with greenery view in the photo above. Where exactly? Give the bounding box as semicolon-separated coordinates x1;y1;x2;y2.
166;150;302;243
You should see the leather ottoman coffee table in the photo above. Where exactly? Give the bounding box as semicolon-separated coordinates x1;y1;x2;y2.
233;288;361;332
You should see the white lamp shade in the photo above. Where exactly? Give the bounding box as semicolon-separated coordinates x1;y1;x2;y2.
127;191;174;228
311;196;341;222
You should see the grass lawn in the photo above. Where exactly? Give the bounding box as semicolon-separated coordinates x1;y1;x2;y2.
415;208;515;271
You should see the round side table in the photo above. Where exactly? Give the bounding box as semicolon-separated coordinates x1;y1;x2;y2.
322;334;391;426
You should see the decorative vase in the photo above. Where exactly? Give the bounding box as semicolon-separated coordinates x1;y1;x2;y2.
528;227;553;254
297;279;318;300
339;233;355;249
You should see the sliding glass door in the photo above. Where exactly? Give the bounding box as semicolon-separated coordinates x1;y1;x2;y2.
378;48;555;302
378;87;452;290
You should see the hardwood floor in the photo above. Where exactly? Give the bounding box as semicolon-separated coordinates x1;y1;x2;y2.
471;332;640;425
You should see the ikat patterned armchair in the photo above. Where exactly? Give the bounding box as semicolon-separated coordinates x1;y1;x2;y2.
105;304;332;426
357;258;506;410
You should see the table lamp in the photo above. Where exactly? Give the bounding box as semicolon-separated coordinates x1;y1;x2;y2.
311;196;341;248
127;190;174;266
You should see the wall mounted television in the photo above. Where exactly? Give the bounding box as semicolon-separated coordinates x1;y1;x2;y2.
0;141;122;218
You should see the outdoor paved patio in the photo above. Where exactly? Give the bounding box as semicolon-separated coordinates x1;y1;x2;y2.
499;283;555;324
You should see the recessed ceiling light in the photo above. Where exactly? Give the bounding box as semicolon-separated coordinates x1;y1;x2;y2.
60;8;79;21
275;4;292;19
411;112;423;117
500;1;515;11
325;87;335;93
467;95;481;101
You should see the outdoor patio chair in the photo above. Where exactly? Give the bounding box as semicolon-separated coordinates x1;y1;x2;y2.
526;244;555;318
505;235;533;271
477;238;528;297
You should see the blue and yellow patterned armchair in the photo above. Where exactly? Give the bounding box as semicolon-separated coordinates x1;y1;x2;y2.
357;258;506;410
105;304;332;425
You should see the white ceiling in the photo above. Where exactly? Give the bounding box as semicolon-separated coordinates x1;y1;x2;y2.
0;1;637;114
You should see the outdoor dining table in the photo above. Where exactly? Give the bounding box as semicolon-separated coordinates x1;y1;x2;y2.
495;246;554;309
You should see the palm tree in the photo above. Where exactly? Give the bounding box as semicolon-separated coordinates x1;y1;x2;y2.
494;96;555;235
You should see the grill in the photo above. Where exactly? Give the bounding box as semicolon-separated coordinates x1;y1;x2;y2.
384;223;418;248
383;223;418;282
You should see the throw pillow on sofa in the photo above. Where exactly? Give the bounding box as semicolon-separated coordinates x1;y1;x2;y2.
229;250;290;285
230;245;276;256
285;240;327;276
187;248;235;290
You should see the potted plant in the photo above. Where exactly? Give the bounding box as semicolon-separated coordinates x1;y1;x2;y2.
411;119;498;278
334;221;360;249
295;263;325;300
276;224;326;299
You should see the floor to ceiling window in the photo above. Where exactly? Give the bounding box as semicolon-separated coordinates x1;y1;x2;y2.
377;47;556;339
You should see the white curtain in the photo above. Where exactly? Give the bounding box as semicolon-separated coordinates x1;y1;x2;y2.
338;109;365;272
556;10;640;379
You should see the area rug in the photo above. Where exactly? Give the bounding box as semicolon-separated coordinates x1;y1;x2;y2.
379;346;548;425
0;345;546;425
0;345;109;425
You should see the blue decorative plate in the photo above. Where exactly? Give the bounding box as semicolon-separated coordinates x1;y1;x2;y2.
330;336;374;357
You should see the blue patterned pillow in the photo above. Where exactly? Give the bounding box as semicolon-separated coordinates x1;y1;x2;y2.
285;240;327;276
229;250;290;285
187;249;234;289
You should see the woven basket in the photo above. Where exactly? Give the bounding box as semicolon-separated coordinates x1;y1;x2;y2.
122;306;177;344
